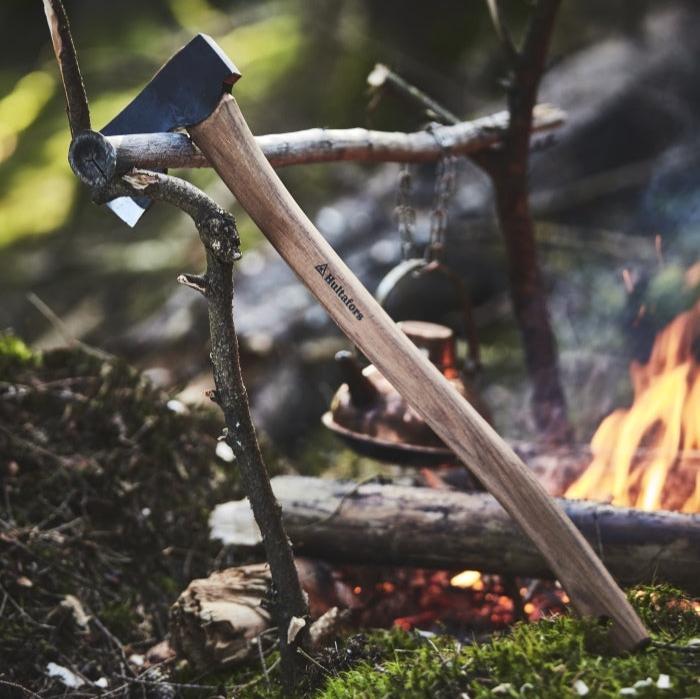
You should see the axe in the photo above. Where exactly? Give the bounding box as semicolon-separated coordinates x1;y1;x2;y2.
95;35;646;650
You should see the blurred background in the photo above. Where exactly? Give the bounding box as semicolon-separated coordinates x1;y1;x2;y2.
2;0;700;465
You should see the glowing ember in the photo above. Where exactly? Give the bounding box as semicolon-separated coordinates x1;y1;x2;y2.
567;301;700;512
450;570;482;589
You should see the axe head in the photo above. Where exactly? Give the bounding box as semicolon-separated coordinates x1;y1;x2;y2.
101;34;241;226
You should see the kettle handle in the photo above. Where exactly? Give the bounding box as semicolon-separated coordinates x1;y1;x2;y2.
375;258;480;370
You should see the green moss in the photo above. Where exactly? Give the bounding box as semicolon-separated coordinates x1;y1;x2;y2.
0;332;38;377
314;588;699;699
223;587;699;698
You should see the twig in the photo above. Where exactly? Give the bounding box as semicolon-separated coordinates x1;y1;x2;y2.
0;679;43;699
233;657;281;692
0;582;52;629
0;423;71;467
26;292;112;361
257;634;271;690
367;63;461;125
651;640;700;655
113;674;217;691
485;0;519;65
43;0;90;135
105;105;564;172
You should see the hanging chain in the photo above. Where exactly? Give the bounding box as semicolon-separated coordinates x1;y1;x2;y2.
427;153;458;263
394;163;417;260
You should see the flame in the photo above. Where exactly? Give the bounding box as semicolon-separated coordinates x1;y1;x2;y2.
567;302;700;512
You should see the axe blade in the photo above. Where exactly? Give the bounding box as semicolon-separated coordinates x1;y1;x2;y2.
101;33;241;226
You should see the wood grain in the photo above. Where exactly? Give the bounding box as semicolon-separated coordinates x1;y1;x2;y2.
212;476;700;594
189;94;648;651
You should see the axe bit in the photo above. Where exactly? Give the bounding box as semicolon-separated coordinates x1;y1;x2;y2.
95;35;647;650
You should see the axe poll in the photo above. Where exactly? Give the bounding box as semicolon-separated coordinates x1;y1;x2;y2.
92;34;647;650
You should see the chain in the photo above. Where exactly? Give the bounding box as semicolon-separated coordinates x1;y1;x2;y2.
394;163;417;260
427;153;458;263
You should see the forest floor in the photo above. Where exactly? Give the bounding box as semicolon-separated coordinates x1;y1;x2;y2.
0;337;698;698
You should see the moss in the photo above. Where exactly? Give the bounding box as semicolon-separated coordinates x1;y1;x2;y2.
221;587;699;698
0;332;38;377
313;588;700;699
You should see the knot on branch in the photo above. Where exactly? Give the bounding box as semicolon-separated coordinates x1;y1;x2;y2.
196;212;241;264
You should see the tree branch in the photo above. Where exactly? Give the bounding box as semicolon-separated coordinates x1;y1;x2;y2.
487;0;570;442
485;0;519;66
89;168;309;689
506;0;562;163
43;0;90;135
367;63;461;125
103;104;564;173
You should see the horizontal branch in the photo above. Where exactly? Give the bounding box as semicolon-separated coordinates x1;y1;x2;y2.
211;476;700;594
108;103;565;172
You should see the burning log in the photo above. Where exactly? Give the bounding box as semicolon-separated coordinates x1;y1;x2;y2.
211;476;700;594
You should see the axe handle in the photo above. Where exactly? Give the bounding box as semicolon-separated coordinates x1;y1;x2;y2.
189;94;648;651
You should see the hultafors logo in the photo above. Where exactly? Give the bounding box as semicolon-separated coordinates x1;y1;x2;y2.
315;263;364;320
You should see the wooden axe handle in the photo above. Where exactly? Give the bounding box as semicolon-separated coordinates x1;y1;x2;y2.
189;94;648;651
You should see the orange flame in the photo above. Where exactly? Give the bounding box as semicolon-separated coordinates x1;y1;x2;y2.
566;302;700;512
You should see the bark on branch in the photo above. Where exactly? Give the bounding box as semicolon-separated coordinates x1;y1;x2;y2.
486;0;569;442
43;0;90;135
212;476;700;594
86;167;309;689
103;104;564;173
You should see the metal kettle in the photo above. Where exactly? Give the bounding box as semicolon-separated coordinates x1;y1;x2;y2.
322;320;491;466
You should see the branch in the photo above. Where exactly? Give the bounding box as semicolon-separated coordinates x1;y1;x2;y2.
506;0;562;161
43;0;90;135
367;63;461;125
487;0;569;442
87;167;309;688
485;0;519;66
103;104;564;173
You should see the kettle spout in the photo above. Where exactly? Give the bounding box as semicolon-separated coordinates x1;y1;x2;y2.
335;350;379;408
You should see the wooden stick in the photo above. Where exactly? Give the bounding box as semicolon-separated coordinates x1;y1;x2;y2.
106;104;564;172
43;0;90;136
212;476;700;594
367;63;461;125
189;93;648;651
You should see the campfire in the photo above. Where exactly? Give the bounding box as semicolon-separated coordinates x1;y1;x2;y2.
566;300;700;513
439;298;700;629
304;298;700;633
209;298;700;643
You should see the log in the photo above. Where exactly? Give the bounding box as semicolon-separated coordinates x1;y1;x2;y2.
170;563;347;670
211;476;700;594
106;103;564;172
